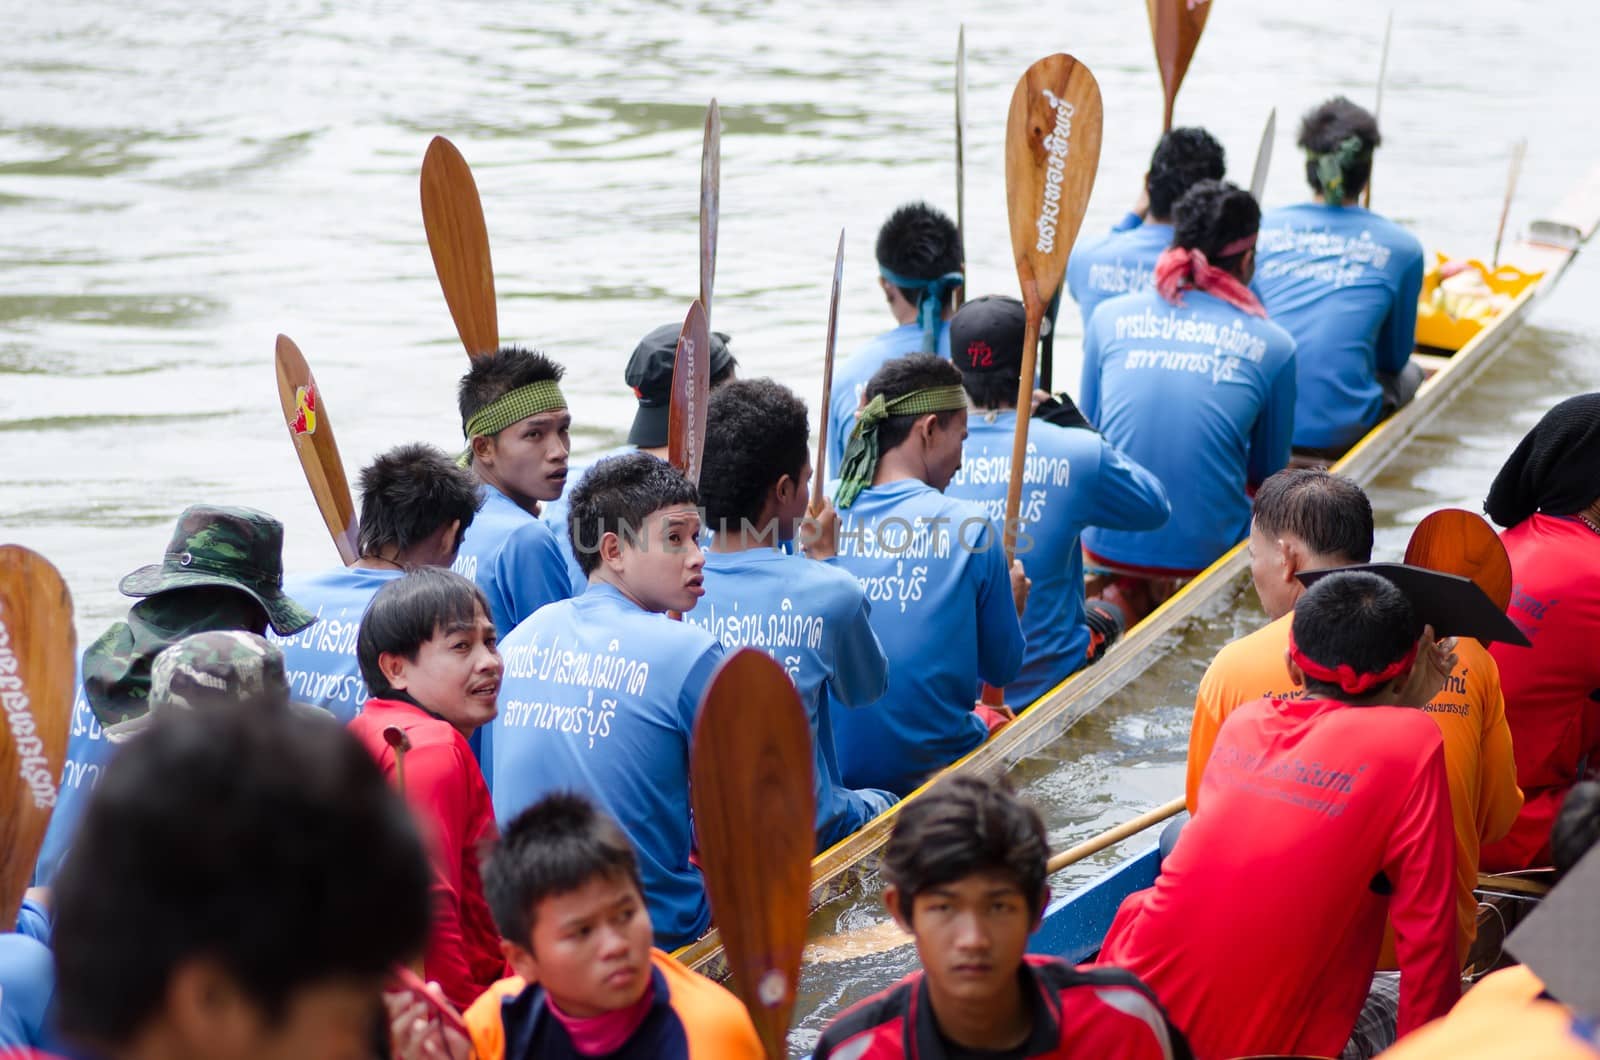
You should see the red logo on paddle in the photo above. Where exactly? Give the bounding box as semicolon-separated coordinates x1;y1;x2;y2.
291;385;318;436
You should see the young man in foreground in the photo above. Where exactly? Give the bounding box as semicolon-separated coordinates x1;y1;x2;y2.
47;707;432;1060
490;453;723;949
1100;571;1460;1059
813;774;1188;1059
274;442;481;722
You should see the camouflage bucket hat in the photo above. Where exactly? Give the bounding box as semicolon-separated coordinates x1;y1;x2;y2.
118;505;314;636
105;631;321;743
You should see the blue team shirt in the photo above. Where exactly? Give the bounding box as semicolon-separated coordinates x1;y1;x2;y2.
1065;216;1174;331
688;548;892;850
0;935;56;1050
453;482;574;637
490;583;724;949
33;672;105;887
1253;203;1425;450
945;413;1170;704
270;566;403;723
826;323;952;479
827;479;1025;795
1080;288;1297;572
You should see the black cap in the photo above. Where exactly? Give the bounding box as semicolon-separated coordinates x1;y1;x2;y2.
1296;563;1532;647
950;295;1026;377
624;323;734;448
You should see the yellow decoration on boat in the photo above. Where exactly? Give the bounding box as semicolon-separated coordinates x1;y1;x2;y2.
1417;252;1543;352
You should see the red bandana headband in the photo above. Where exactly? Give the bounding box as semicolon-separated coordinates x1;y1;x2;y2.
1152;245;1268;318
1287;630;1419;696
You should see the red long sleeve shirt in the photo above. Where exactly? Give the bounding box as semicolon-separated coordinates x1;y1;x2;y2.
349;698;507;1010
1484;514;1600;871
1099;696;1459;1059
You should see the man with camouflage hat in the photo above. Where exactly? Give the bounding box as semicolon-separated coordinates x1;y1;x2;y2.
32;505;313;885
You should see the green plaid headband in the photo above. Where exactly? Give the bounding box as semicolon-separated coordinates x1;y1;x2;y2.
835;384;968;509
1310;135;1370;207
458;379;568;466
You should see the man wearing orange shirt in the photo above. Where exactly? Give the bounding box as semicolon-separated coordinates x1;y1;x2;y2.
1188;467;1523;964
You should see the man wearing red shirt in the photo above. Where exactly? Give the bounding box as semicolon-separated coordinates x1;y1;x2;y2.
1099;571;1460;1059
349;567;509;1011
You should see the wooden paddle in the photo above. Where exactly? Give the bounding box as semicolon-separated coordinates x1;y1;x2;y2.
1493;140;1528;269
1403;508;1513;612
810;229;846;514
701;100;721;327
0;546;75;929
1001;54;1102;563
420;135;499;358
954;25;968;310
1146;0;1211;132
690;648;815;1059
1250;107;1277;203
667;300;711;486
1362;11;1394;209
274;334;360;566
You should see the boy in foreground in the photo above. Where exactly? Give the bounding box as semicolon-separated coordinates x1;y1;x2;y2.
814;774;1189;1060
348;568;509;1012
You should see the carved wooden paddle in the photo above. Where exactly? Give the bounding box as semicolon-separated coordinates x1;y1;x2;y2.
274;334;360;565
810;229;846;514
0;546;75;928
421;135;499;358
1146;0;1211;132
667;300;711;487
690;648;815;1059
1404;508;1513;612
701;100;720;328
955;25;968;309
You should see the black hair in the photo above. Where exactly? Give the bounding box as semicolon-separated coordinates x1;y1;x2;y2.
357;567;492;700
882;774;1049;925
1299;97;1381;200
1290;572;1422;700
567;451;700;577
52;707;430;1045
1252;468;1374;564
1172;179;1261;272
711;342;739;389
1553;781;1600;881
863;354;966;455
1147;127;1228;220
456;345;566;432
875;202;963;310
483;792;643;948
960;371;1016;411
357;443;483;558
699;379;810;535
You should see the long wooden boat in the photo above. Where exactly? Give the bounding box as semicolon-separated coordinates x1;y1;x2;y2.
674;164;1600;977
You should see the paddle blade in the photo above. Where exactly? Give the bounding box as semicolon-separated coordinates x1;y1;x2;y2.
1146;0;1212;131
701;100;721;325
1250;107;1277;203
0;546;75;927
690;648;815;1060
812;229;846;510
274;335;360;566
420;136;499;358
667;300;711;485
1404;509;1513;612
1004;55;1103;317
955;26;967;308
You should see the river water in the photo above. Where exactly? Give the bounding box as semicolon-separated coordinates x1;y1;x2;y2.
4;0;1597;1052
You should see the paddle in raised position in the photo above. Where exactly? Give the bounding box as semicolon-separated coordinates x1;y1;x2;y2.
690;647;815;1059
954;25;968;309
811;229;846;514
1362;10;1394;209
1250;107;1277;203
1493;140;1528;269
0;546;75;929
274;334;360;565
421;135;500;358
1147;0;1211;132
701;99;721;327
1403;508;1513;612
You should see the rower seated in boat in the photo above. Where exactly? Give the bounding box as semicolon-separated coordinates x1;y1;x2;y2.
1191;469;1522;967
688;378;897;852
1099;570;1461;1059
944;295;1170;703
273;443;480;724
488;454;721;951
813;775;1189;1060
1079;180;1297;625
828;355;1027;796
1065;127;1228;330
1253;97;1425;461
826;203;961;479
1480;393;1600;873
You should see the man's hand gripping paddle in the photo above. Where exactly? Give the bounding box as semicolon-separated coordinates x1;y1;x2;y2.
274;334;360;565
690;648;815;1059
0;547;74;928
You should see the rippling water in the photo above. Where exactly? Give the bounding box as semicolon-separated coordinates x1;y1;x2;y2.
4;0;1598;1052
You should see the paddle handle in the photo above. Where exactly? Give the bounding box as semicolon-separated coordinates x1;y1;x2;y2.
812;229;845;511
1493;140;1527;269
1046;796;1186;874
1001;301;1042;564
